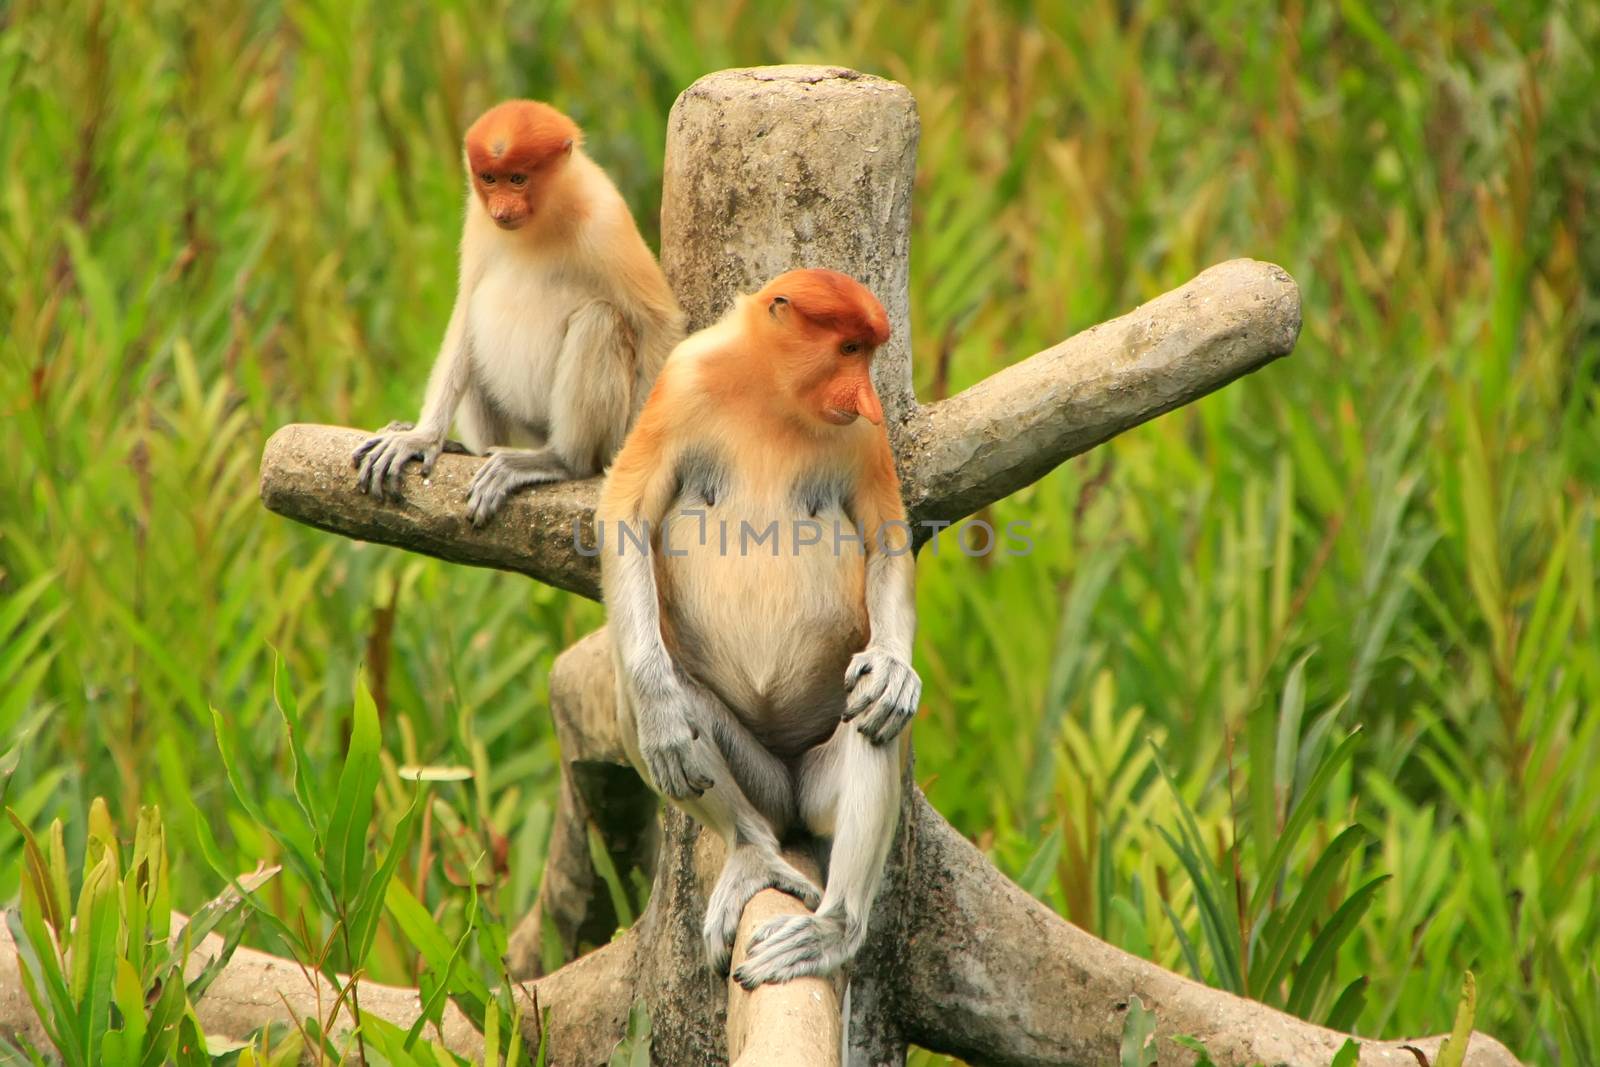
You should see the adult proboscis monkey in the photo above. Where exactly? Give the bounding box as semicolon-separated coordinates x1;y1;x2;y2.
598;269;919;987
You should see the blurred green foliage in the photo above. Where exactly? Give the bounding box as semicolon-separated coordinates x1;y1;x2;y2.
1;0;1597;1063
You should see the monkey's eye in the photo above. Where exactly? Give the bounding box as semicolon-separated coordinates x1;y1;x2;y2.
841;341;862;355
509;173;527;186
481;172;496;184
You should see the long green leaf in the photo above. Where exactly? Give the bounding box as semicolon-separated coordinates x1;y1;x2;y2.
1286;875;1389;1018
347;790;422;966
1434;972;1477;1067
385;880;492;1014
71;850;120;1066
1248;729;1363;921
273;652;328;839
1254;824;1368;1001
327;672;383;903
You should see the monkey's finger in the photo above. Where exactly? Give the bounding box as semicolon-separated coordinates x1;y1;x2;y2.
419;445;442;478
469;490;500;528
366;444;395;498
467;464;500;525
843;672;887;719
687;764;715;793
648;756;682;798
861;678;915;743
356;449;385;496
352;435;383;468
383;444;416;498
844;654;874;688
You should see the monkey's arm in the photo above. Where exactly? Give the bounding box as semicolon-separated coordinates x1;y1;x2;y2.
843;438;922;745
598;400;716;800
353;257;478;499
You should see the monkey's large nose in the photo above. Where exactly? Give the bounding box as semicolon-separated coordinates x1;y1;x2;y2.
855;381;883;425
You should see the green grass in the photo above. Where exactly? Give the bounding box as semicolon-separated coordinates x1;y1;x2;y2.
2;1;1597;1063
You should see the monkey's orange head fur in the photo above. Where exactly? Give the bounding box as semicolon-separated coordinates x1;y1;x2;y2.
750;269;892;428
464;101;582;230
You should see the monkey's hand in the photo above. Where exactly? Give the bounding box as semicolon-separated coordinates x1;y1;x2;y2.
635;683;717;800
353;424;446;501
842;647;922;745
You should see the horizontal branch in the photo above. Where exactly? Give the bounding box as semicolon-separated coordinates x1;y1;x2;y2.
899;258;1301;527
900;794;1519;1067
259;259;1299;596
259;424;602;598
0;913;484;1060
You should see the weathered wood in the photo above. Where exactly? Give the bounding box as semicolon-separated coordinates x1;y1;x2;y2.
260;423;599;596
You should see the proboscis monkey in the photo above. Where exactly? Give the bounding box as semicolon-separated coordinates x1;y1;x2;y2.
597;269;920;988
354;100;684;525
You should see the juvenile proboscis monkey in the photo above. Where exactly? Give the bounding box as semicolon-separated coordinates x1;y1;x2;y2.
597;269;920;988
354;100;684;525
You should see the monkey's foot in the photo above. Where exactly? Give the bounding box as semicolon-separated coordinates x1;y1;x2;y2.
354;426;446;501
731;911;851;989
704;848;822;976
466;448;569;526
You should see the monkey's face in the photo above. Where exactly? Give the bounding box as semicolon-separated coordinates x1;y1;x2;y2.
756;270;891;428
470;162;561;230
464;100;581;231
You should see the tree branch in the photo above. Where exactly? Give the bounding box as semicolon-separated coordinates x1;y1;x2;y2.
899;258;1300;527
259;258;1300;597
726;860;842;1067
0;913;484;1060
898;796;1519;1067
259;423;600;596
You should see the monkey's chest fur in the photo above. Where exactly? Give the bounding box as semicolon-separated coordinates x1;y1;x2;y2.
655;450;869;758
468;254;601;430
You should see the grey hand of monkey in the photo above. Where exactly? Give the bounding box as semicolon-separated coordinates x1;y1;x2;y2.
353;426;443;501
637;686;716;800
843;647;921;745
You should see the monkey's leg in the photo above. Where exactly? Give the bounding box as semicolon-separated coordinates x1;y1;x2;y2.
676;687;822;975
732;724;902;990
465;301;632;526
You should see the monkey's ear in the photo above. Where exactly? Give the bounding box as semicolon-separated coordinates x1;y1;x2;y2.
768;295;790;322
561;137;574;155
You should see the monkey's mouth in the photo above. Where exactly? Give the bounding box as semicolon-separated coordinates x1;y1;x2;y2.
820;407;859;426
493;216;528;230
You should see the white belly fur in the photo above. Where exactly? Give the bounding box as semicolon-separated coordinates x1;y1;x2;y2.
467;253;593;425
656;487;868;756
